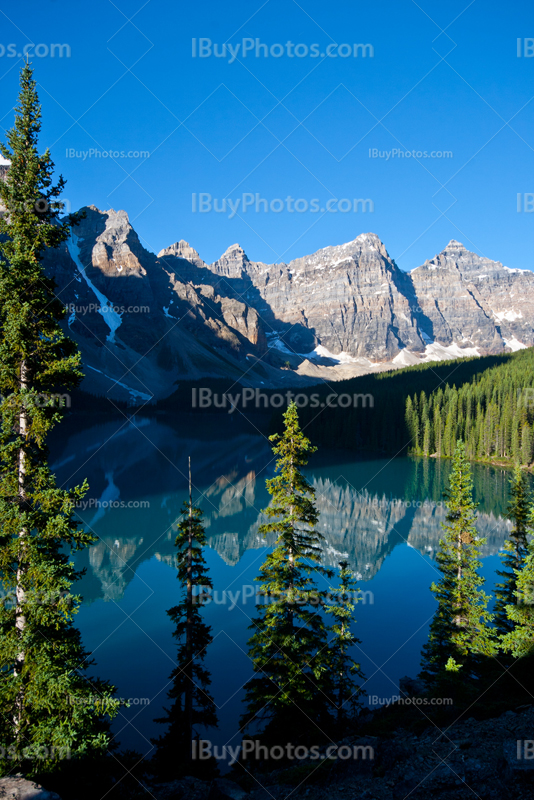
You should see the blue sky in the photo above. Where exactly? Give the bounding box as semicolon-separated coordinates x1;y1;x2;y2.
0;0;533;270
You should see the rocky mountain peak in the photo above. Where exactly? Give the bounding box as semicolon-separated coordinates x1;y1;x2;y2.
352;231;390;259
354;232;385;248
211;243;249;277
73;205;147;280
222;243;248;259
43;206;534;402
86;204;128;222
157;240;205;267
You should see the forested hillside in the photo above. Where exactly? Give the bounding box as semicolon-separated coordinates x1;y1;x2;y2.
405;347;534;466
283;352;514;454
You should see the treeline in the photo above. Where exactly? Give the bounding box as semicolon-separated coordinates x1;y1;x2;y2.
271;352;518;454
405;347;534;466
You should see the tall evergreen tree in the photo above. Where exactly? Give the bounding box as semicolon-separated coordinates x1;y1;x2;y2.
0;63;119;775
153;459;218;778
522;423;533;467
501;504;534;658
240;402;333;745
325;561;365;737
420;441;496;687
494;466;533;639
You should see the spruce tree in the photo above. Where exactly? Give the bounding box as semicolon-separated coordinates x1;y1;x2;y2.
153;459;218;778
325;561;365;737
494;466;532;638
0;63;119;775
522;423;533;467
420;441;496;687
240;402;333;745
501;504;534;658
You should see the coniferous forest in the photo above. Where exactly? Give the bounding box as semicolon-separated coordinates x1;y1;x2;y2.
405;348;534;465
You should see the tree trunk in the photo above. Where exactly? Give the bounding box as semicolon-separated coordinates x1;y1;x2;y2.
185;456;193;764
337;621;344;737
14;359;28;738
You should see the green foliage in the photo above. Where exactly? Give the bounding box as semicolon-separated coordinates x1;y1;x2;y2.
275;351;518;455
445;656;462;673
0;64;119;776
241;402;335;744
153;493;218;779
494;466;533;639
406;348;534;465
325;561;365;736
501;505;534;658
420;441;496;688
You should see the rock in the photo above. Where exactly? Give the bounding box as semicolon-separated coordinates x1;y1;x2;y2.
44;206;278;403
210;233;426;361
411;239;534;354
207;778;247;800
0;776;62;800
503;740;534;772
159;240;206;269
148;776;210;799
398;676;425;697
248;786;294;800
328;736;377;779
43;208;534;402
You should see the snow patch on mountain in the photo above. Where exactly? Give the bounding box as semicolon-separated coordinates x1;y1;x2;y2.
67;234;123;343
393;342;480;367
504;338;527;352
494;309;523;322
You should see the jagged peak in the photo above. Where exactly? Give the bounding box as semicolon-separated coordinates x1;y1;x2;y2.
158;240;199;256
354;232;384;246
221;243;247;256
412;240;480;272
157;240;206;267
83;205;130;223
316;232;385;253
213;243;249;265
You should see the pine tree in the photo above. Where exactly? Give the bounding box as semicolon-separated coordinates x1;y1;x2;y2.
240;402;333;745
423;418;432;456
0;63;119;775
153;459;217;778
501;503;534;658
405;396;419;452
522;423;533;467
494;467;533;639
325;561;365;737
420;441;496;687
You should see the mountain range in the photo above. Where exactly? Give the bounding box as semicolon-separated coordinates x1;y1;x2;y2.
42;205;534;403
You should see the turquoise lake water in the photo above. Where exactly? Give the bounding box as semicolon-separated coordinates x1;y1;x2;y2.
49;412;527;759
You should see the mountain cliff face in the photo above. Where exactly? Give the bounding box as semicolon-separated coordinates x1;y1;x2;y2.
43;206;534;401
45;207;284;402
410;239;534;355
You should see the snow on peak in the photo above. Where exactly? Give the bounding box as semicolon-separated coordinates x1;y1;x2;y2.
354;232;383;247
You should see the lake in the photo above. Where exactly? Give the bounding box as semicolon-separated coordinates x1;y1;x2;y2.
49;411;526;761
